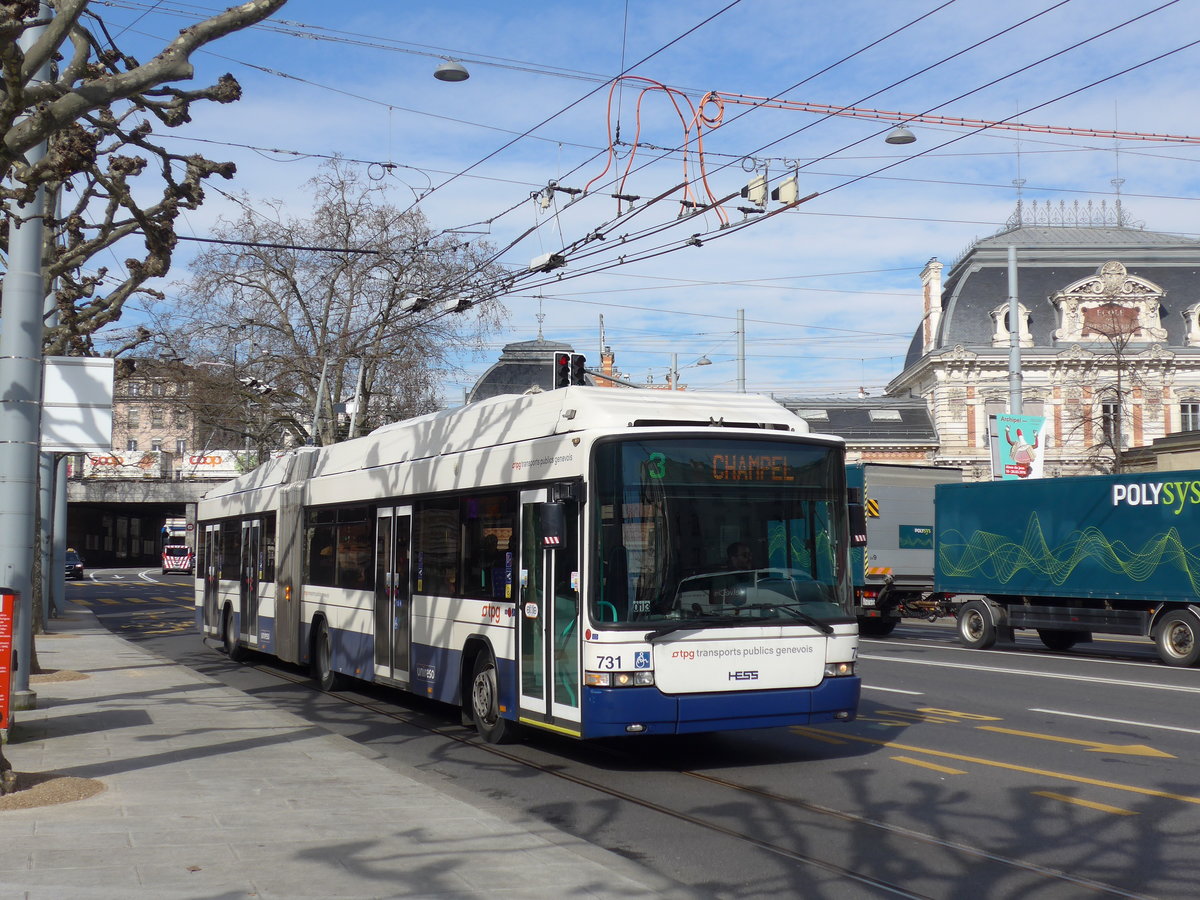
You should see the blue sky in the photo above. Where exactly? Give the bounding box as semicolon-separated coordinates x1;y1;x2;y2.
99;0;1200;402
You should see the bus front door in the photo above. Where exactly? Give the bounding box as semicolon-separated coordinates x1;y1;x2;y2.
239;520;260;644
202;523;220;637
374;506;412;684
518;491;581;735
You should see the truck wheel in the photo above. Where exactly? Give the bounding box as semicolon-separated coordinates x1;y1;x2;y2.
1037;629;1079;652
957;600;996;650
858;618;897;637
1155;610;1200;667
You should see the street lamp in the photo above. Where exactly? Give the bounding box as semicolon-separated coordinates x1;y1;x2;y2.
669;353;712;390
434;60;470;82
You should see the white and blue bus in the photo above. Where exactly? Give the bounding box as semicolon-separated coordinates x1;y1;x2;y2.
195;387;860;741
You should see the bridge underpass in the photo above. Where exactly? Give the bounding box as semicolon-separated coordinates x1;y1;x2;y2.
66;479;220;569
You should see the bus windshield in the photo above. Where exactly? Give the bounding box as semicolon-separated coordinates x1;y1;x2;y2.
592;437;852;628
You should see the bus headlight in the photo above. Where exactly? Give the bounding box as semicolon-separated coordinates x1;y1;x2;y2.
585;670;655;687
824;662;855;677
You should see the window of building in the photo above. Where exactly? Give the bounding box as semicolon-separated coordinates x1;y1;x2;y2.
127;409;140;428
127;381;142;397
152;381;166;396
1101;401;1122;447
1182;402;1200;432
151;407;165;427
151;439;163;452
176;438;188;454
126;439;138;451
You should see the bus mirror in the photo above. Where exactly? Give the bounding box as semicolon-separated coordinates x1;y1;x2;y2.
848;502;868;547
539;501;566;548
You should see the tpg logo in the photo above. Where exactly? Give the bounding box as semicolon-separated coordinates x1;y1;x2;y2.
1112;480;1200;514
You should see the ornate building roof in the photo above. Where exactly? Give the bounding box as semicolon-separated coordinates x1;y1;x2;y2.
901;214;1200;371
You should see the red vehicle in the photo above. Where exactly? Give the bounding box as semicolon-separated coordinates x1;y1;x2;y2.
162;544;195;575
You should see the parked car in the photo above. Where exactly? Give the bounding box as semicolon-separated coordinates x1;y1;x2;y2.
161;544;195;575
65;550;85;580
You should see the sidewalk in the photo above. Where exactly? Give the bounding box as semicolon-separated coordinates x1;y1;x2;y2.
1;604;686;899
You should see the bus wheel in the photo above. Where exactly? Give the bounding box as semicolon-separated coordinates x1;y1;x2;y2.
469;651;517;744
1037;629;1079;652
1155;610;1200;667
222;607;243;663
312;621;343;691
957;600;997;650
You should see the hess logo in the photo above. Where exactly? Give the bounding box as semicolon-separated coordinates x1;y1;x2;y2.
728;670;759;681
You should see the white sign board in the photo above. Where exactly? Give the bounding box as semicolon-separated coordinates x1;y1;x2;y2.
40;357;115;453
81;450;169;478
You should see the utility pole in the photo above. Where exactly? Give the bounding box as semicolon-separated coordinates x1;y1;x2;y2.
0;2;51;710
1008;246;1022;415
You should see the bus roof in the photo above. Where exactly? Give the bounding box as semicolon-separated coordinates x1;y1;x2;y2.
201;388;836;501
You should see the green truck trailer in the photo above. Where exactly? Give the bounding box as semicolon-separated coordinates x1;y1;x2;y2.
847;463;962;635
935;470;1200;667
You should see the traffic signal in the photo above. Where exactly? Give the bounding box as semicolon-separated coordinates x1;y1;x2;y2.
553;353;572;388
570;353;586;385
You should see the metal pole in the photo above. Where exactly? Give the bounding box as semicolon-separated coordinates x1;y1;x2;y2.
51;456;66;619
1008;246;1023;415
0;2;51;710
670;353;678;391
737;309;746;393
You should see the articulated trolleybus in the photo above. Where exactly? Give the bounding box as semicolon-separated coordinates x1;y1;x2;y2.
196;387;860;741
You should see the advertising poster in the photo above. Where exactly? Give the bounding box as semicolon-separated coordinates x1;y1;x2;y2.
989;413;1048;480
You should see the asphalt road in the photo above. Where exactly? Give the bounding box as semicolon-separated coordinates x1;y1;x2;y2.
61;571;1200;899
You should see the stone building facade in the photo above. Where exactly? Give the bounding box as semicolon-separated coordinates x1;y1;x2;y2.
887;209;1200;481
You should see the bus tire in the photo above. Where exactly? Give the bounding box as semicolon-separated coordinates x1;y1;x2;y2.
957;600;997;650
469;650;517;744
312;620;344;691
1037;629;1079;652
1155;610;1200;667
222;606;243;663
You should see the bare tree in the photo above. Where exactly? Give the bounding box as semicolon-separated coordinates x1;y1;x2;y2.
1;0;288;354
0;0;288;795
1061;301;1144;474
153;159;506;447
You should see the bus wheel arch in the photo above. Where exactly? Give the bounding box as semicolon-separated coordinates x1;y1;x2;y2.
1153;608;1200;667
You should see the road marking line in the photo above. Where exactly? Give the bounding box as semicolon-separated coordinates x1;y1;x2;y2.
789;727;847;745
977;725;1174;758
892;756;966;775
793;727;1200;807
1030;708;1200;736
859;653;1200;694
1033;791;1137;816
862;685;924;695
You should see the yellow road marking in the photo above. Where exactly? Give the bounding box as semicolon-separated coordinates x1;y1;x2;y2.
1033;791;1138;816
891;756;966;775
977;725;1175;759
792;727;1200;807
